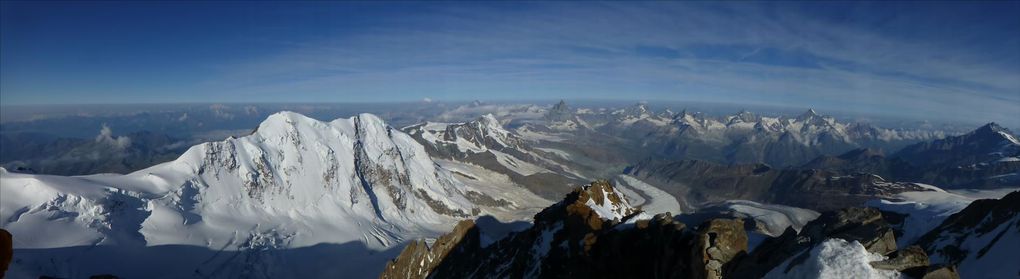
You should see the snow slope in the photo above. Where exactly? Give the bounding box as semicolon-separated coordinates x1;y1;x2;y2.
0;112;519;278
764;238;900;279
866;186;1018;247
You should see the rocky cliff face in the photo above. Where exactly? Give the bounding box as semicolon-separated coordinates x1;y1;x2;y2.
381;180;982;279
381;180;716;278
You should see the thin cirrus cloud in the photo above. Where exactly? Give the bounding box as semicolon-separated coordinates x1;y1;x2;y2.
1;2;1017;125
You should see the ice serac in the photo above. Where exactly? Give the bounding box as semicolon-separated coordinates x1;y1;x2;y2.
0;111;485;278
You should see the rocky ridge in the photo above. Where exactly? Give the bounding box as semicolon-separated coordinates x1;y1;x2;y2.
380;180;974;279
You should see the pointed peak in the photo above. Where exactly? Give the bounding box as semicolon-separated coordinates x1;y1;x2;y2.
554;99;568;109
976;122;1007;133
469;100;485;107
796;109;821;121
546;100;574;121
971;122;1019;144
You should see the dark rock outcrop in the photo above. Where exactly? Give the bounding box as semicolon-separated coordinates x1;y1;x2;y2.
380;181;1011;279
690;219;747;279
915;191;1020;274
730;207;898;278
379;180;753;279
870;245;930;274
380;220;480;279
0;229;11;279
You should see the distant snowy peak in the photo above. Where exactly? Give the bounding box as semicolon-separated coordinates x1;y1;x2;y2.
972;122;1020;145
795;108;821;122
545;100;574;122
894;122;1020;168
723;110;756;124
603;103;673;127
619;103;650;117
406;113;528;154
667;108;941;145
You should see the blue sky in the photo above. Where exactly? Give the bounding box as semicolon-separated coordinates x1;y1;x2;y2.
1;2;1018;125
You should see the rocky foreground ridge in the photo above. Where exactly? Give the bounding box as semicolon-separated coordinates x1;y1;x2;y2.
381;181;1019;279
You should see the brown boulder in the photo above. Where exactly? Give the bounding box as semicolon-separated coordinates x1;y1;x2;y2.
691;219;748;279
921;265;961;279
870;245;929;273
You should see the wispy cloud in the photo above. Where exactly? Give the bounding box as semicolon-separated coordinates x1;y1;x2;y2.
4;2;1017;125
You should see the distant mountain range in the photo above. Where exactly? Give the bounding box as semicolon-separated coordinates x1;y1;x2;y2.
1;106;1016;279
518;101;953;167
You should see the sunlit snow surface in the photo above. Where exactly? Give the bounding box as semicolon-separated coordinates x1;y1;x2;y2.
0;112;541;279
765;238;900;279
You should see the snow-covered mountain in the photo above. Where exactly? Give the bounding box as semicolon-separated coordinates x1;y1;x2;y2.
0;111;538;278
404;114;589;199
806;123;1020;189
